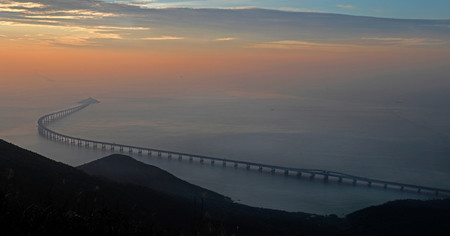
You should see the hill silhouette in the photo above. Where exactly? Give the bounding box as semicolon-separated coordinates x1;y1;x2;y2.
78;154;230;203
1;139;450;235
0;139;337;235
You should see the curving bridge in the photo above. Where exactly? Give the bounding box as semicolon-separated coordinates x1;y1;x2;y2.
38;98;450;197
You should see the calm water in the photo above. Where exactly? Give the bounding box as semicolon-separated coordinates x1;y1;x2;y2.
2;95;449;215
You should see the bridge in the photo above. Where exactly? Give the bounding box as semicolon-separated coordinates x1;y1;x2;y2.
38;98;450;197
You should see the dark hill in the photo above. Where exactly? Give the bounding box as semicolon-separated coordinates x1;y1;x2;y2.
2;139;449;235
78;154;229;203
345;198;450;235
0;139;338;235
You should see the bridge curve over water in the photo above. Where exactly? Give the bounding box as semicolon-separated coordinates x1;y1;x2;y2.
38;98;450;197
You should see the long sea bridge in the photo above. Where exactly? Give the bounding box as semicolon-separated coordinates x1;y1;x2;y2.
38;98;450;197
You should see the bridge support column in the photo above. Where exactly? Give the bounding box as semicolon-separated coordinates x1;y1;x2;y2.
338;177;342;183
234;163;238;168
258;166;263;172
168;153;172;159
368;181;372;187
310;174;315;180
189;156;193;162
271;168;275;174
148;151;152;156
158;152;161;157
200;158;204;164
324;175;329;182
120;146;123;152
384;184;387;189
178;155;182;160
222;161;226;167
129;148;133;153
246;165;250;170
297;172;302;178
138;150;142;155
284;170;289;176
352;179;357;185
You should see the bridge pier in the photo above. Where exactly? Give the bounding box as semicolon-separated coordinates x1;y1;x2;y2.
384;183;387;189
297;172;302;178
200;158;204;164
168;153;172;159
189;156;193;162
138;149;142;155
178;155;182;160
271;168;275;174
324;175;329;182
148;151;152;156
368;181;372;187
258;166;263;172
246;165;250;170
234;163;238;168
120;146;124;152
211;160;215;165
352;179;357;185
129;147;133;153
338;177;342;183
158;152;162;157
309;173;315;180
222;161;226;167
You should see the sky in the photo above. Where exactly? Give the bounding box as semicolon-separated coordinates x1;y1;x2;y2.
0;0;449;100
106;0;450;19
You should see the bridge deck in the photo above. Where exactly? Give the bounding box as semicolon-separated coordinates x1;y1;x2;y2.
37;100;450;196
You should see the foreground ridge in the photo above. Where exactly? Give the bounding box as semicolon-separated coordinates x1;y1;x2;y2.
38;99;450;197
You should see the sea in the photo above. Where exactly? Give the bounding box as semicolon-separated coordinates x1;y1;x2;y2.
1;90;449;215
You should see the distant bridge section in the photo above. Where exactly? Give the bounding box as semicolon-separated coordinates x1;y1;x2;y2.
38;98;450;197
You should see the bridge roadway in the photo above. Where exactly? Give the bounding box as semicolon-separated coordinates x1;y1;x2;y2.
38;99;450;197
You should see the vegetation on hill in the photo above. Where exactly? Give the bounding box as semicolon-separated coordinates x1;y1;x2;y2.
1;139;449;235
0;139;337;235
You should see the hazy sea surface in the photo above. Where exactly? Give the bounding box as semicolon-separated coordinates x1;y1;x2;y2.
2;94;449;215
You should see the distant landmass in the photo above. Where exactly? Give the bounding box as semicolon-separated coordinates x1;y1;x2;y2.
1;139;449;235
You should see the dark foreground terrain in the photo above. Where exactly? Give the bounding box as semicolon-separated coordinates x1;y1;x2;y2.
1;139;449;235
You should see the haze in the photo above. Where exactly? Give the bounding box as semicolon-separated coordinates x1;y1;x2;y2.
0;0;449;213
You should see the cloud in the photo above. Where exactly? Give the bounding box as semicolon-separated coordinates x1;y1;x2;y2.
361;37;447;46
216;37;235;41
0;1;448;50
0;0;45;13
336;5;355;9
0;20;123;46
95;25;150;31
113;0;156;7
142;36;184;40
249;40;351;50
